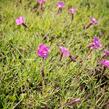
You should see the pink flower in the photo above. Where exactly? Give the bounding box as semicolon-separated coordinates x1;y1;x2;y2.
88;37;102;49
84;17;98;29
37;0;46;4
69;8;77;14
90;17;98;25
57;1;64;9
59;46;70;57
37;0;46;11
16;16;25;25
100;60;109;68
103;50;109;57
37;44;50;59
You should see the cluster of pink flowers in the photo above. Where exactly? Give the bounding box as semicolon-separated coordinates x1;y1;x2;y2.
16;1;99;29
37;37;109;68
37;44;76;63
37;0;77;15
88;37;109;68
15;1;109;70
56;1;77;16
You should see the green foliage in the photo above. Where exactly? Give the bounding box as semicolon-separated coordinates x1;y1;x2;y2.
0;0;109;108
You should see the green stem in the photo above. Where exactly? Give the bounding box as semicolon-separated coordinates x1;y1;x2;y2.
41;59;45;90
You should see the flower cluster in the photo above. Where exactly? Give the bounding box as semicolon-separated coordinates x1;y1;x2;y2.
15;1;109;70
88;37;109;68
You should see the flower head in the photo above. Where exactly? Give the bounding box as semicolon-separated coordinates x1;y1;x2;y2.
100;59;109;68
37;44;50;59
103;50;109;57
37;0;46;4
69;8;77;14
59;46;70;57
16;16;25;25
57;1;64;9
88;37;102;49
90;17;98;25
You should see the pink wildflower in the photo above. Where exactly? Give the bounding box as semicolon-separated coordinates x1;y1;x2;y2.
90;17;98;25
37;0;46;5
103;50;109;57
37;44;50;59
59;46;77;62
84;17;98;29
88;37;102;49
59;46;70;57
16;16;25;25
57;1;64;9
100;59;109;68
69;8;77;15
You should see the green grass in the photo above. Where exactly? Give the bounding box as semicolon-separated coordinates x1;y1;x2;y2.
0;0;109;108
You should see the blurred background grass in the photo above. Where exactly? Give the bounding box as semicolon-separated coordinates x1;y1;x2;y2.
0;0;109;108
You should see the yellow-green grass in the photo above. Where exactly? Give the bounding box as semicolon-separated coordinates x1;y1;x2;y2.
0;0;109;108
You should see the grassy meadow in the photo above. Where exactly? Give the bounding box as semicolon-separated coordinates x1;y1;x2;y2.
0;0;109;108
